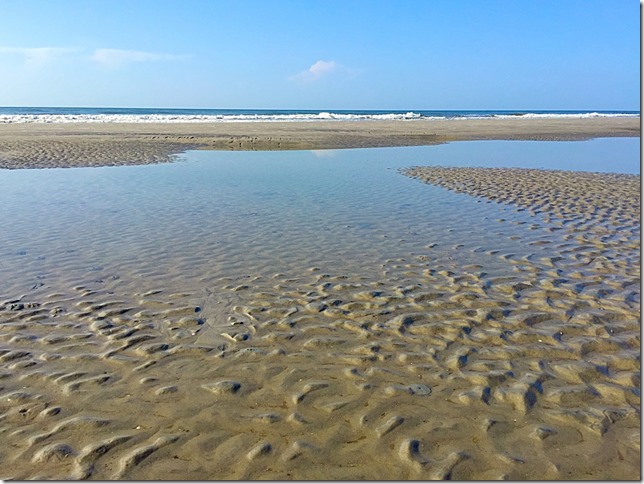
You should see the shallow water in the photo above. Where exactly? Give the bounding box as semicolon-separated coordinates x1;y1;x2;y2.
0;138;640;480
0;138;638;295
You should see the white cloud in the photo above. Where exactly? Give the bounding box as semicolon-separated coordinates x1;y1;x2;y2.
290;60;339;82
0;46;76;66
89;48;186;68
308;60;337;78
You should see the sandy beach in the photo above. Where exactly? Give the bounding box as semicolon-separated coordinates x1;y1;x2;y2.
0;116;639;169
1;0;638;477
0;126;640;479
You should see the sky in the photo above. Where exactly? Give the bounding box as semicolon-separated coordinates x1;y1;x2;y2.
0;0;639;110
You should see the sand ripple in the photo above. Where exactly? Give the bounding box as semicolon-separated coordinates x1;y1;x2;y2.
0;165;640;479
1;255;639;478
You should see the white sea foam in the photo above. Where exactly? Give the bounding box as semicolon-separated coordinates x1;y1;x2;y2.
0;111;425;124
0;111;637;124
492;112;639;119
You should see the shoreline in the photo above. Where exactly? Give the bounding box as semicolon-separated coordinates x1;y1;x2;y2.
0;117;639;169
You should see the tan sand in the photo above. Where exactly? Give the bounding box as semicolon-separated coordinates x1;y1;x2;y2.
0;161;640;479
402;167;641;280
0;116;639;168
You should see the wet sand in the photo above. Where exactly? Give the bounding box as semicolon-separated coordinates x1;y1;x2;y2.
402;166;641;276
0;116;639;168
0;149;640;480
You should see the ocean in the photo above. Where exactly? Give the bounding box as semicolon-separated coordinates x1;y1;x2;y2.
0;106;638;123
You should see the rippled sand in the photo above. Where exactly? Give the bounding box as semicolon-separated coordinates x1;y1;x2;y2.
0;117;639;169
0;163;640;479
402;167;640;280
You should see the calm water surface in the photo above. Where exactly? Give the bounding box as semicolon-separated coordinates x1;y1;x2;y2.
0;138;639;299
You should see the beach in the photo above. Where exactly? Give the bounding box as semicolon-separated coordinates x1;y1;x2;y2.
2;0;639;477
0;124;640;479
0;116;639;169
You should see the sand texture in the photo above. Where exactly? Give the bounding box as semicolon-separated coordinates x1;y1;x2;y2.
402;167;640;280
0;160;640;479
0;116;639;169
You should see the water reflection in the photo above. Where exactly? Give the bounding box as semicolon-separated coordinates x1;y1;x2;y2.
0;138;638;299
305;137;640;174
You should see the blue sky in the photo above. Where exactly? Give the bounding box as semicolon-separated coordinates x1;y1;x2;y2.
0;0;639;109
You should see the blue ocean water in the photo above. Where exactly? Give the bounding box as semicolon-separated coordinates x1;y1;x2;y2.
0;106;639;123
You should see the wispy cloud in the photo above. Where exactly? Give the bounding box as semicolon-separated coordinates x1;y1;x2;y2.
290;60;339;82
89;48;187;68
0;46;188;70
0;46;76;66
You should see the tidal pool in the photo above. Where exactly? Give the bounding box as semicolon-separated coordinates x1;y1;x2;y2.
0;138;638;297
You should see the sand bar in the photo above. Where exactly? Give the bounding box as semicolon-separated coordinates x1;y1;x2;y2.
0;116;639;169
402;166;640;278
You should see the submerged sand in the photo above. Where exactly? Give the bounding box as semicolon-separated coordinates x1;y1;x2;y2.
0;157;640;479
0;116;639;169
